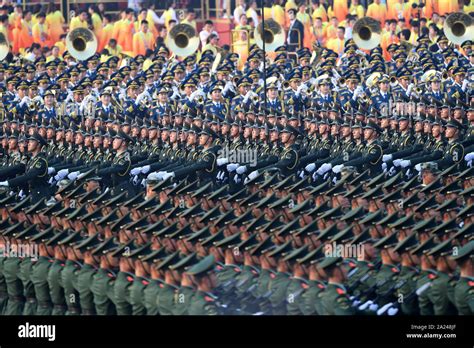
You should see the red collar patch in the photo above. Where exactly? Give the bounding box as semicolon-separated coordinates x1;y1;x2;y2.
428;274;437;280
270;273;276;279
204;296;215;302
317;284;325;289
391;267;399;273
301;283;309;289
468;281;474;286
336;288;346;295
142;280;149;286
108;273;115;278
126;276;134;282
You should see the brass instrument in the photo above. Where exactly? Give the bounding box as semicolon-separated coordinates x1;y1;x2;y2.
66;28;98;61
365;72;382;88
389;75;397;84
443;12;473;45
353;17;382;50
254;19;285;52
166;24;200;57
0;32;9;61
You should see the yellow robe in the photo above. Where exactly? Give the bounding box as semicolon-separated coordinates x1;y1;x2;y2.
132;31;154;56
91;13;102;38
311;6;328;22
366;3;387;25
70;16;88;30
349;4;365;19
99;23;114;51
32;22;52;47
46;10;64;43
333;0;348;22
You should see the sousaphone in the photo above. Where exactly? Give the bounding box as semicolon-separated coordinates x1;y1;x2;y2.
66;28;98;61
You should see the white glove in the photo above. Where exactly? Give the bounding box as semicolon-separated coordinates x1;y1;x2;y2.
132;175;139;185
462;79;469;92
67;171;80;181
0;181;8;187
56;168;69;179
393;159;402;167
141;165;151;174
332;164;344;174
18;189;25;199
243;91;251;103
48;177;54;185
189;90;197;102
312;171;318;181
316;163;332;175
468;160;472;168
299;170;305;179
234;175;242;184
236;165;247;175
305;163;316;172
414;163;422;172
388;166;397;176
405;169;413;179
227;163;239;172
154;171;166;180
216;158;228;166
247;170;259;181
400;160;411;168
48;167;56;175
387;307;399;316
161;172;175;181
464;152;474;162
407;83;414;95
369;303;379;312
20;96;30;107
141;179;146;188
382;163;387;172
130;167;142;176
382;154;392;162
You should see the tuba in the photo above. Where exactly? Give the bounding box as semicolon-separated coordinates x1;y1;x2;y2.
353;17;382;50
254;19;285;52
66;28;98;61
166;24;200;57
0;32;9;61
443;12;473;45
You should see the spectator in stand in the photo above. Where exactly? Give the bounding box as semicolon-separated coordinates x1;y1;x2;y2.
199;20;217;49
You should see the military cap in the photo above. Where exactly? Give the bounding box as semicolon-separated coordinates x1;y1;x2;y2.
393;233;419;253
373;232;398;249
74;233;102;252
186;255;215;276
428;238;455;257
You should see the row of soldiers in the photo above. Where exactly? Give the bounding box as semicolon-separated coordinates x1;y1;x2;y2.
0;21;473;314
0;97;473;314
0;31;472;127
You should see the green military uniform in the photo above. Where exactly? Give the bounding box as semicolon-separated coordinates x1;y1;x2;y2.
186;255;219;315
318;257;356;315
19;257;37;315
319;283;355;315
129;277;147;315
173;285;194;315
30;256;53;315
47;259;67;315
114;271;134;315
396;266;420;315
0;257;9;314
301;279;326;315
143;279;161;315
452;241;474;315
61;260;81;315
91;268;117;315
3;256;24;315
